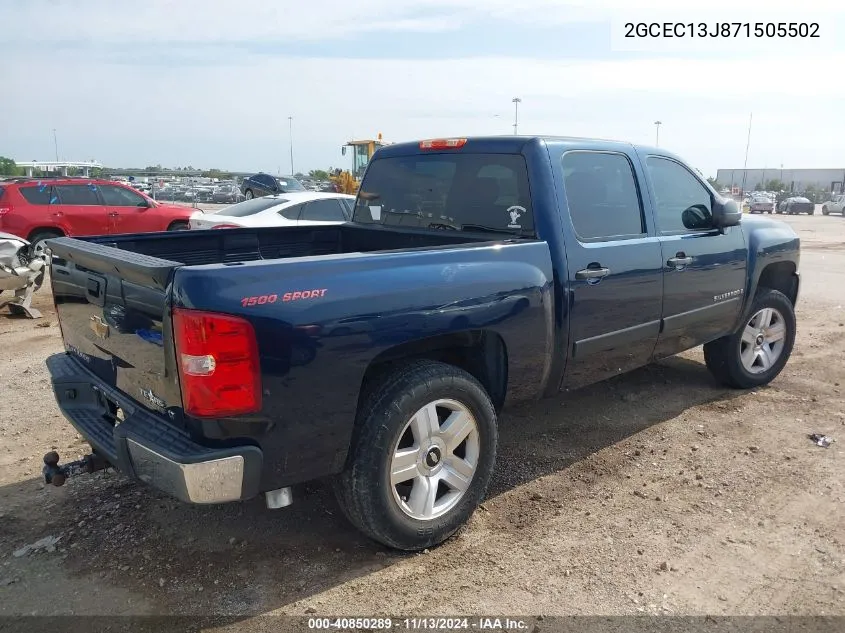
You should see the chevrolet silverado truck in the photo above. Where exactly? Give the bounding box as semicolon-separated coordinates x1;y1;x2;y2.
43;136;800;550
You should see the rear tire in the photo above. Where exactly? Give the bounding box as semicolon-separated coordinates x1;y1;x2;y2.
334;360;498;551
244;189;254;200
704;288;796;389
28;230;63;259
822;206;829;215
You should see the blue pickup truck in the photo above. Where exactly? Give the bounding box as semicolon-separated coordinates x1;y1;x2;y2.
43;136;800;550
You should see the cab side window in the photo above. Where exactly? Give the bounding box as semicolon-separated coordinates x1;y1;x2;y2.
646;157;713;233
561;151;645;241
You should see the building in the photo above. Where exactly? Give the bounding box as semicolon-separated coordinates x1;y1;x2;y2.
14;160;103;177
716;168;845;194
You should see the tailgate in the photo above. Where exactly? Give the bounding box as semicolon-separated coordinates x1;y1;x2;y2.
48;237;182;413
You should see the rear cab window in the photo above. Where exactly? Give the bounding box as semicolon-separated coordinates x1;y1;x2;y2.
352;153;534;236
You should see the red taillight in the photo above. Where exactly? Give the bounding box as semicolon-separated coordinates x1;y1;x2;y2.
419;138;467;150
211;224;241;229
172;308;261;418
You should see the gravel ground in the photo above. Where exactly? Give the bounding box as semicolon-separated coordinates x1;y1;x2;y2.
0;213;843;623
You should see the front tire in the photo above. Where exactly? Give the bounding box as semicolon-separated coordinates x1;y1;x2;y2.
334;360;497;550
822;206;829;215
244;189;254;200
704;288;796;389
167;221;190;231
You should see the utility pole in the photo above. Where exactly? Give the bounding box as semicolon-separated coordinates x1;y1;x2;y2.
288;116;294;174
52;129;59;162
740;112;753;196
654;120;661;146
512;97;522;135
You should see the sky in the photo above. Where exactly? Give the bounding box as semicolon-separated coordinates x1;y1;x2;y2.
2;0;844;178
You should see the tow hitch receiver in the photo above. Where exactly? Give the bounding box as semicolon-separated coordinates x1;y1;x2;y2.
42;451;110;487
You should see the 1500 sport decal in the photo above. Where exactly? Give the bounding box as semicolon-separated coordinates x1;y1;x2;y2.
240;288;328;307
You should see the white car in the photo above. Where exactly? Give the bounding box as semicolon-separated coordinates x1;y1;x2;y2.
189;192;355;229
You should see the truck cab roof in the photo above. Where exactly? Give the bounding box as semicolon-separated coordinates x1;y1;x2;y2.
375;135;687;168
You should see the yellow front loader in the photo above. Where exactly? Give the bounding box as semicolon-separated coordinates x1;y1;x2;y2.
331;134;387;194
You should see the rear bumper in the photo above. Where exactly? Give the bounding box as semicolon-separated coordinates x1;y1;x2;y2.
46;353;262;504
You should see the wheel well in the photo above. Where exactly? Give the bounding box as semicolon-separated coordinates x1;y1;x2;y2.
758;261;798;305
359;330;508;412
167;219;190;230
27;227;64;241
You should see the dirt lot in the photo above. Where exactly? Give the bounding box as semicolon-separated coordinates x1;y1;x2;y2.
1;213;843;621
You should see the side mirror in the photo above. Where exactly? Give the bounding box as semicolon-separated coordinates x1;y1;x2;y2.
681;204;714;231
341;146;347;156
712;198;742;229
137;199;152;209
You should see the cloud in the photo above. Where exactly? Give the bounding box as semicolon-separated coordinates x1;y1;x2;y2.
2;1;844;175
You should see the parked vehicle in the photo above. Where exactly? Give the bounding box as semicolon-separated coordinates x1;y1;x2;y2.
0;177;201;255
212;184;245;204
821;194;845;216
778;196;815;215
748;194;774;214
240;173;305;199
42;136;800;551
189;192;354;229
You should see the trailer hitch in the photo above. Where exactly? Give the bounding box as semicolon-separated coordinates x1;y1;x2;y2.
42;451;110;487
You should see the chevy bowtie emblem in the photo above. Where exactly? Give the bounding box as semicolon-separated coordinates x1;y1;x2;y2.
90;315;110;339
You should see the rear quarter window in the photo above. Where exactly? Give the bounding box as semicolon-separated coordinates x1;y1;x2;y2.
353;153;534;236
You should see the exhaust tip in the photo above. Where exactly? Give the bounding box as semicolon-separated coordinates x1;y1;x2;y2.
265;487;293;509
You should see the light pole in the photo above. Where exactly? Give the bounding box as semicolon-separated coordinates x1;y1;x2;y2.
654;120;661;146
288;116;294;175
740;112;752;196
52;128;59;162
512;97;522;135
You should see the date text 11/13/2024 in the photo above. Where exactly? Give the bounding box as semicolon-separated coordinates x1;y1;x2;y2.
624;22;820;38
307;617;531;630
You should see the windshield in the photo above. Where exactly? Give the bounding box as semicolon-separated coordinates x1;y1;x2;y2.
352;153;534;235
220;197;287;217
277;177;305;192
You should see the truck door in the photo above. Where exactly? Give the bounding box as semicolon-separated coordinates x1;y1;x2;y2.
640;154;747;358
557;149;664;390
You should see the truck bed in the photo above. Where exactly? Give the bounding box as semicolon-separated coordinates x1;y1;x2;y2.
81;223;501;268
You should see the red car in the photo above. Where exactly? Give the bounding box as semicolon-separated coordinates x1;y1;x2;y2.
0;177;199;255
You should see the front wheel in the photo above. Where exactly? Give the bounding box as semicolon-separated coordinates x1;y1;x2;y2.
167;221;190;231
704;288;796;389
334;360;498;550
244;189;254;200
822;206;829;215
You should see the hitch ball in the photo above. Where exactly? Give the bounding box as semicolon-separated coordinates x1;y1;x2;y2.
43;451;66;486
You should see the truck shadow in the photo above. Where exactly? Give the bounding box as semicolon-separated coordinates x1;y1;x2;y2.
1;355;746;617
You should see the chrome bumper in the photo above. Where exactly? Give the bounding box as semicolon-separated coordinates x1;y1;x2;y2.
47;353;263;505
126;439;249;504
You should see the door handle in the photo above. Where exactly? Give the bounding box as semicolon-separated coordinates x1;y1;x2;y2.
667;252;693;268
575;266;610;280
108;212;119;217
